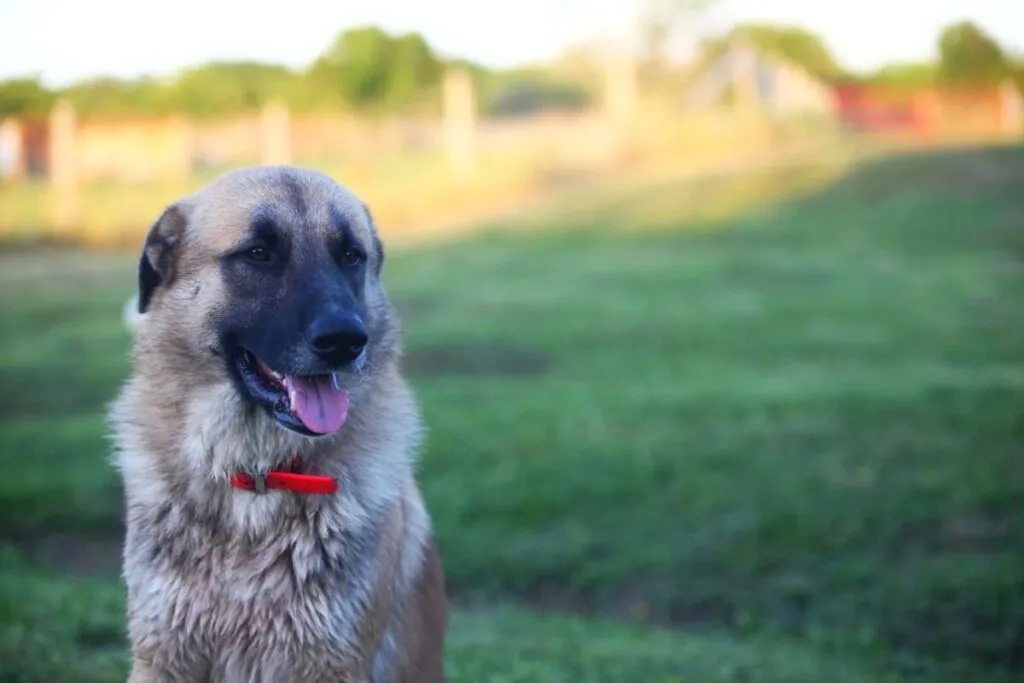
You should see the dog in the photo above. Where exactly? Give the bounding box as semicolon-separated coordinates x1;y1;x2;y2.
109;165;447;682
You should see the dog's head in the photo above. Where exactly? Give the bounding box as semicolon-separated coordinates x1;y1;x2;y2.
133;166;397;438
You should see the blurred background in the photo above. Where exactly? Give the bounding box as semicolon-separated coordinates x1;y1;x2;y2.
1;1;1022;681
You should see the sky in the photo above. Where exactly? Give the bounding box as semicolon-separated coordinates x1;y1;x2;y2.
0;0;1021;87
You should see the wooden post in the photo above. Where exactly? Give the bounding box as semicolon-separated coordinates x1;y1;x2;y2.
730;45;760;113
48;99;78;237
0;118;25;179
602;50;638;163
998;81;1023;139
260;99;292;166
442;67;477;184
604;52;638;128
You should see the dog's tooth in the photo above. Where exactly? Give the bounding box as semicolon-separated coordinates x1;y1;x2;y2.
331;372;342;391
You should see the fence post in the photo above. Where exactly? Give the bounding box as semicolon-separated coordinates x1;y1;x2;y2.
998;81;1023;139
260;99;292;166
442;67;477;184
603;51;638;163
0;118;25;179
48;99;78;238
172;116;194;180
730;46;760;114
604;52;638;129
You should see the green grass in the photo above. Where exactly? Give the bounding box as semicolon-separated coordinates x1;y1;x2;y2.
2;144;1023;682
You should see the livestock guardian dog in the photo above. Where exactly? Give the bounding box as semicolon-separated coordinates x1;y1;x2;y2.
109;166;447;683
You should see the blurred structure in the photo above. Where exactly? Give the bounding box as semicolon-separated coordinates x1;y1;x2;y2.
832;80;1024;140
682;42;833;117
442;68;478;185
48;99;78;235
0;118;23;177
260;100;292;167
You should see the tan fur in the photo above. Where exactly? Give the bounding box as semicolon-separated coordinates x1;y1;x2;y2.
109;165;447;682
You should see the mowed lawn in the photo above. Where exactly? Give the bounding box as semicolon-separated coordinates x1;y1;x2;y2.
1;145;1023;682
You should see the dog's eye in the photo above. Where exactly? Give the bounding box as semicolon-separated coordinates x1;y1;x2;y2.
342;249;363;266
245;246;271;263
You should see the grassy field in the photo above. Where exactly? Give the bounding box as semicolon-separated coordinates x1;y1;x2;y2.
1;144;1023;682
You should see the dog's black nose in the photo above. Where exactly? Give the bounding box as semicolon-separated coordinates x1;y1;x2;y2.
308;314;368;365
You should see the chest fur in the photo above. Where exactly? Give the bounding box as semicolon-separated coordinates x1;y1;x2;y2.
124;502;397;683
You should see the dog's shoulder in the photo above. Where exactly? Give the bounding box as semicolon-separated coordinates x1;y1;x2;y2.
370;482;447;683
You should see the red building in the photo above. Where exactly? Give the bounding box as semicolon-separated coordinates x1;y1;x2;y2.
829;81;1020;140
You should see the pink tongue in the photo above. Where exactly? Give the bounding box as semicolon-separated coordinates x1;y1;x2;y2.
284;375;349;434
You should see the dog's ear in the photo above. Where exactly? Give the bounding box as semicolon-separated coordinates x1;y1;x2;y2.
138;204;188;314
361;202;385;277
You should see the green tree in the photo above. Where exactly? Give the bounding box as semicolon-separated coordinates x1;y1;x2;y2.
0;78;55;118
311;26;443;110
937;21;1008;84
385;32;443;107
175;65;246;115
172;61;302;117
730;24;846;80
313;26;396;105
869;61;939;88
62;76;178;117
2;24;497;118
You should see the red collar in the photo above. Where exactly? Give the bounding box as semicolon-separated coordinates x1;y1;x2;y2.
228;457;338;496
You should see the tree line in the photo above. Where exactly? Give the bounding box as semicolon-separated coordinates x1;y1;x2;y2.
696;20;1020;90
0;24;595;120
1;19;1021;120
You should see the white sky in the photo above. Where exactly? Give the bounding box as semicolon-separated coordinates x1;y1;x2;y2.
0;0;1021;87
